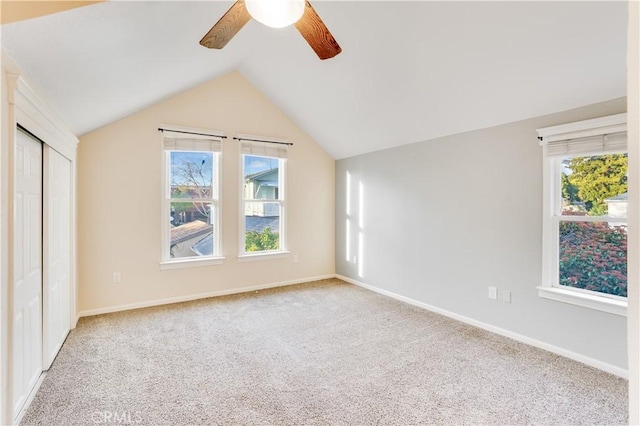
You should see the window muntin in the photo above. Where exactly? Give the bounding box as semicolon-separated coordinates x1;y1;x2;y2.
241;154;285;254
162;132;222;263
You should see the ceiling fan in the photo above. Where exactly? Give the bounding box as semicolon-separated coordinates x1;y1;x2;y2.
199;0;342;60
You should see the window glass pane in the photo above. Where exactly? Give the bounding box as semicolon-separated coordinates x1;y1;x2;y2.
245;202;280;252
170;151;214;199
170;202;214;259
243;155;279;201
561;154;627;217
559;221;627;297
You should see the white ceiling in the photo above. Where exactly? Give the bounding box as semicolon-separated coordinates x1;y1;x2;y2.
1;1;627;159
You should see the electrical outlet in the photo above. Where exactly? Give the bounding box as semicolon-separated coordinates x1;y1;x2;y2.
501;290;511;303
112;272;122;283
293;255;299;263
488;286;497;300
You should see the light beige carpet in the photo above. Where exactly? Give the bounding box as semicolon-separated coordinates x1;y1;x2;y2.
21;278;627;425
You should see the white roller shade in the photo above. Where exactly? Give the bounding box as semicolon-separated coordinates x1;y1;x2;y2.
162;130;222;152
537;113;627;158
241;140;288;159
545;132;627;157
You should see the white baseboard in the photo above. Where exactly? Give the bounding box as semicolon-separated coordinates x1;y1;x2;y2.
336;274;628;379
77;274;335;318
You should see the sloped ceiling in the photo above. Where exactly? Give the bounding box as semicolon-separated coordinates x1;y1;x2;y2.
0;1;627;159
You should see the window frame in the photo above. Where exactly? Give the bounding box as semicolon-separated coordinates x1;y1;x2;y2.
538;114;628;316
239;145;288;260
159;126;225;269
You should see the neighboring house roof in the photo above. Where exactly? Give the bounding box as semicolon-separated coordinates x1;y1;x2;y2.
192;233;213;256
171;220;211;245
605;192;628;202
175;194;627;253
246;216;279;234
190;217;278;256
245;168;278;182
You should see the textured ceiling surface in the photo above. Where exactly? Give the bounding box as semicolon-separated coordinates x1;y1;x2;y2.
1;1;627;159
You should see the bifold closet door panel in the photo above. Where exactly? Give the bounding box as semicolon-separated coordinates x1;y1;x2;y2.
43;147;72;369
13;129;43;418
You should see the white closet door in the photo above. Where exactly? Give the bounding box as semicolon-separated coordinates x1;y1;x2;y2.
43;147;72;369
13;129;43;418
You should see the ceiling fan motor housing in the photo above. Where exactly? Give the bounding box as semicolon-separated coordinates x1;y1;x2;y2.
245;0;306;29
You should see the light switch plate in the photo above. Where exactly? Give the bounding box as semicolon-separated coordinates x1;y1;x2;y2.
488;286;497;300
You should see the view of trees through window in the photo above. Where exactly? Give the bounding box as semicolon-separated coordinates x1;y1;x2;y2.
169;151;215;259
559;153;627;297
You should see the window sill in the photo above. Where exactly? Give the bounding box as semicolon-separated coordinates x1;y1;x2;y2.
237;251;290;262
537;286;627;317
160;257;225;270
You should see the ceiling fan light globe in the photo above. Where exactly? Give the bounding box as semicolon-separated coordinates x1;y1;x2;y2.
245;0;305;29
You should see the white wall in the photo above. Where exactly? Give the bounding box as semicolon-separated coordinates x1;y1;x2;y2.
0;49;13;426
627;1;640;422
77;71;335;314
336;98;628;372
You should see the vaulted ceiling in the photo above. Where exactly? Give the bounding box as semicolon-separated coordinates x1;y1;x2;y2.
1;1;627;159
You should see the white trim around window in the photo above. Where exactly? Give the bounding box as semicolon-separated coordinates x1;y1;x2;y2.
538;114;628;316
537;285;627;316
159;125;225;268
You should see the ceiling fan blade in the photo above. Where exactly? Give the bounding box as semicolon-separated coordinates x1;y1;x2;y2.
294;1;342;60
200;1;251;49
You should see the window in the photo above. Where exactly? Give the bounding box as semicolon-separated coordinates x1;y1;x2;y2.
240;140;287;257
538;113;627;315
161;129;223;267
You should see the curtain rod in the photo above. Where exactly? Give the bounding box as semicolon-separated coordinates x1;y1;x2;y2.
233;136;293;146
158;127;227;139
